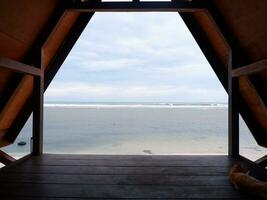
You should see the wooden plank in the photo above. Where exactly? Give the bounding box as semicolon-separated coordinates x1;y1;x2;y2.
0;56;41;76
32;56;44;156
0;155;244;199
232;59;267;77
0;173;231;186
23;157;233;167
0;183;242;199
4;165;231;176
0;150;15;165
67;1;206;12
34;154;232;161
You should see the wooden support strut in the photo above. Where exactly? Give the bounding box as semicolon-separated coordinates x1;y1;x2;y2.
0;56;41;76
255;155;267;168
232;59;267;77
0;150;16;165
238;155;267;181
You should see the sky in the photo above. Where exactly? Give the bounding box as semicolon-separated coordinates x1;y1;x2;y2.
45;12;227;103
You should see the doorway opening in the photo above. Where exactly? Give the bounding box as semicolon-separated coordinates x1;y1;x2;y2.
44;12;229;155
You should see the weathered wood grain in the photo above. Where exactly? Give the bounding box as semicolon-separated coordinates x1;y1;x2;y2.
0;154;248;199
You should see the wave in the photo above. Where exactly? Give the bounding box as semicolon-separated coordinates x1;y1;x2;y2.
44;103;228;108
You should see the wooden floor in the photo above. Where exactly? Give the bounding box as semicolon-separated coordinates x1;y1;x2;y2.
0;154;252;199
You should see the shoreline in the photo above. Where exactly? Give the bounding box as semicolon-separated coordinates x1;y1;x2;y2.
44;103;228;108
2;152;260;165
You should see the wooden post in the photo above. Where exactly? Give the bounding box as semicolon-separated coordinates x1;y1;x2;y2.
32;51;44;156
228;49;239;157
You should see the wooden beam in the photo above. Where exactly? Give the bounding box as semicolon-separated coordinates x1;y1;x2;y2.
239;76;267;139
32;13;94;154
232;59;267;77
23;5;67;65
1;5;67;146
2;13;94;146
0;57;41;76
32;51;44;156
45;13;94;88
179;13;228;92
255;155;267;167
0;150;16;165
67;1;206;12
228;50;239;157
206;5;267;147
0;4;67;133
238;155;267;181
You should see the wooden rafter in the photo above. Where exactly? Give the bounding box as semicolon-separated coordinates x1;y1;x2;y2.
2;13;94;146
0;150;15;165
207;4;267;147
67;0;206;12
232;59;267;77
238;155;267;181
0;56;41;76
239;76;267;132
45;13;94;88
179;13;228;92
0;5;67;130
0;5;67;146
0;5;67;147
256;155;267;167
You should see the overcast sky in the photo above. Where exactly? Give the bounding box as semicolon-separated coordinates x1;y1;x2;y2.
45;12;227;103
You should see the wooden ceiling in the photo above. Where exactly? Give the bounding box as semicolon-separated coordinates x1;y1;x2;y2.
0;0;266;149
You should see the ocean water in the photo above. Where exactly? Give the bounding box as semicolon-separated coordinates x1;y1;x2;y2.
2;103;266;161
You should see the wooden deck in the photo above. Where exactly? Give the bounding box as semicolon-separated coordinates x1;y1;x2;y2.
0;154;252;199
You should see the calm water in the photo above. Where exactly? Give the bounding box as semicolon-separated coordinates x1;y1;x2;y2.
2;103;266;161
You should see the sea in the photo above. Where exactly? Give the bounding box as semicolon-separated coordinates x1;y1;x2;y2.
2;102;266;161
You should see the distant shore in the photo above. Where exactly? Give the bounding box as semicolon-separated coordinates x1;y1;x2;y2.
44;102;228;108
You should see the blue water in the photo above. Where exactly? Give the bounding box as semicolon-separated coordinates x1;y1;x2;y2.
2;103;266;161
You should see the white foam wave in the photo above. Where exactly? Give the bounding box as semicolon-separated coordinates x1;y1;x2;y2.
44;103;228;108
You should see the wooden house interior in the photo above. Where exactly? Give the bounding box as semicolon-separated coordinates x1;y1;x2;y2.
0;0;266;199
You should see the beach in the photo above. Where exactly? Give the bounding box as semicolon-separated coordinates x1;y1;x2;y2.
2;103;266;161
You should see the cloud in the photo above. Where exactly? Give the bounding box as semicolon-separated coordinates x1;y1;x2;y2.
47;12;226;102
81;58;142;71
46;82;226;102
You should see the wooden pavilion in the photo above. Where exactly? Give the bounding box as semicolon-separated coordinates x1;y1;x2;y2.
0;0;266;199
